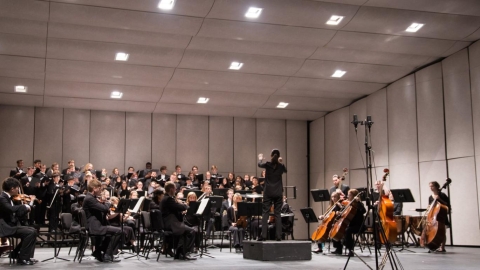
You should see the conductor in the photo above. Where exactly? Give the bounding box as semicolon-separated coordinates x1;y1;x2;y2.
257;149;287;241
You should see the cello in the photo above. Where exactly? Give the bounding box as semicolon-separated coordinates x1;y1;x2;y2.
377;168;397;244
421;178;451;250
329;191;364;241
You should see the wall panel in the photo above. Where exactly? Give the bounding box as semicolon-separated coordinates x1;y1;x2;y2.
309;117;325;234
176;115;208;174
256;119;286;179
34;107;63;168
366;88;389;167
152;114;176;174
126;112;151;172
209;116;233;175
233;118;256;176
90;110;125;172
324;107;350;177
62;109;90;168
418;160;447;209
349;98;367;171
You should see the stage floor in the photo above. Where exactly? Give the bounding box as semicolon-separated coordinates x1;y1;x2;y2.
1;243;479;269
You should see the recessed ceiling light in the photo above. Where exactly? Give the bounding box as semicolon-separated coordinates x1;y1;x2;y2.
158;0;175;10
406;23;424;32
277;102;289;108
331;70;346;78
245;7;262;18
115;52;129;61
326;15;344;25
197;97;209;104
229;62;243;70
111;91;123;99
15;85;27;93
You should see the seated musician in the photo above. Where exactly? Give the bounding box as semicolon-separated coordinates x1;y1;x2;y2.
149;189;164;210
227;193;246;252
185;192;201;252
83;178;122;263
202;185;218;239
332;189;366;256
161;181;196;260
313;191;342;254
107;196;138;252
427;181;451;252
0;178;37;265
251;177;263;194
221;189;234;229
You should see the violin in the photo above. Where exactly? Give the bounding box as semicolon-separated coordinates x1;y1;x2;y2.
377;168;397;244
12;194;33;204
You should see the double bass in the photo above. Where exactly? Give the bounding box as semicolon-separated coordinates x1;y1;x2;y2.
329;191;364;241
377;168;397;244
421;178;451;250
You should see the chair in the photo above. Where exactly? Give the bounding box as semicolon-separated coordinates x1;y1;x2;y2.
140;211;152;257
282;215;295;240
147;210;170;261
75;210;114;263
219;226;232;252
6;236;17;265
59;213;80;256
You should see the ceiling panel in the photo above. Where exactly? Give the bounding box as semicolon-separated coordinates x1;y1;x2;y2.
44;96;156;113
0;0;49;21
439;41;472;57
295;60;412;83
48;23;192;48
46;59;175;88
197;19;336;46
154;103;256;118
263;95;353;112
364;0;480;17
0;17;48;37
208;0;359;28
0;55;45;75
188;36;316;58
0;33;46;58
0;92;44;107
179;50;304;76
49;2;203;36
0;77;44;95
254;108;327;121
309;47;434;67
166;81;277;95
280;77;385;95
465;28;480;42
327;31;460;56
45;81;163;102
51;0;215;17
316;0;368;5
343;6;480;40
159;88;269;107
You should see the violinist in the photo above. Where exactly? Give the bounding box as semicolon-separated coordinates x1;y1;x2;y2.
0;178;37;265
427;181;451;252
332;189;366;256
108;196;138;252
313;191;343;254
227;193;246;252
149;189;164;210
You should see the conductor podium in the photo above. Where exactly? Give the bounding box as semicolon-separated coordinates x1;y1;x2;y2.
243;240;311;261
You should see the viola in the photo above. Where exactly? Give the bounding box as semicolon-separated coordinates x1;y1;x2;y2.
378;168;397;244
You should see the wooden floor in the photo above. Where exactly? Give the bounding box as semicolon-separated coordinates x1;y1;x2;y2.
1;242;479;269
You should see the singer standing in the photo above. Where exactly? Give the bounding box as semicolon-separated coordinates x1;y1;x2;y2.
257;149;287;241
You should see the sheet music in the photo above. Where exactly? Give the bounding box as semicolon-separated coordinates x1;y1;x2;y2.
196;198;209;215
128;196;145;213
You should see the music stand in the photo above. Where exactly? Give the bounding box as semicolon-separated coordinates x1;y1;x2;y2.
183;189;203;199
390;189;415;253
238;202;262;240
213;188;228;199
195;199;215;259
355;187;368;201
310;189;330;202
300;208;319;241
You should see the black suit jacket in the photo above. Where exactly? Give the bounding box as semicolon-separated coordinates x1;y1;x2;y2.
329;184;350;197
20;175;39;195
82;193;111;235
0;192;29;237
161;195;188;222
258;161;287;198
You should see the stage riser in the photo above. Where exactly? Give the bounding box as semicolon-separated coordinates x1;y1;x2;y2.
243;240;311;261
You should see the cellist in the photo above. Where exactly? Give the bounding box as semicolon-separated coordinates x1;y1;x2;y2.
313;191;343;254
426;181;451;252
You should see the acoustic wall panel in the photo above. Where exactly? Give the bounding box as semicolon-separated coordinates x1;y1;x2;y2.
90;110;126;173
366;88;389;167
209;116;234;175
125;112;151;173
233;118;256;176
416;63;446;162
176;115;209;174
448;157;480;245
152;114;176;173
349;98;367;171
418;161;447;209
309;117;325;234
0;106;34;171
256;119;286;179
324;107;350;180
62;108;90;168
469;43;480;156
34;107;63;168
443;49;474;159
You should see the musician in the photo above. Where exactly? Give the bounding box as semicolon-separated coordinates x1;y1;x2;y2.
185;172;198;189
219;177;231;189
159;166;168;181
138;162;152;179
110;168;120;182
257;149;287;241
70;194;85;234
333;189;366;256
161;181;196;260
79;163;94;186
108;196;138;252
0;178;37;265
202;185;218;239
175;165;186;185
329;174;350;199
117;180;130;199
374;180;402;215
234;179;244;191
33;160;42;175
313;191;342;254
46;163;59;178
83;178;122;263
149;189;165;210
244;174;252;189
20;167;40;225
46;172;63;233
227;193;246;252
185;192;201;252
251;177;263;194
10;159;25;179
204;171;214;188
226;172;235;187
62;159;79;176
428;181;451;252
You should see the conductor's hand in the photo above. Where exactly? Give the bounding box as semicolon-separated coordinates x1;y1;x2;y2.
278;157;283;163
258;153;264;160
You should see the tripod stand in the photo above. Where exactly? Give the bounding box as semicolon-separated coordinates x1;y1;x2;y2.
42;187;69;263
195;198;214;258
345;115;403;270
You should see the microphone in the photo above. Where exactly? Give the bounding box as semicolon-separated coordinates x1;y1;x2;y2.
351;114;359;131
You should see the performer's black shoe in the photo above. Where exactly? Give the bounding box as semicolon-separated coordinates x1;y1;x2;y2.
17;259;34;265
103;254;121;263
276;238;281;241
30;258;38;263
257;237;265;241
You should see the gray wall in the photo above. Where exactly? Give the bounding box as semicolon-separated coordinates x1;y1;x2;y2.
0;109;308;239
309;42;480;245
